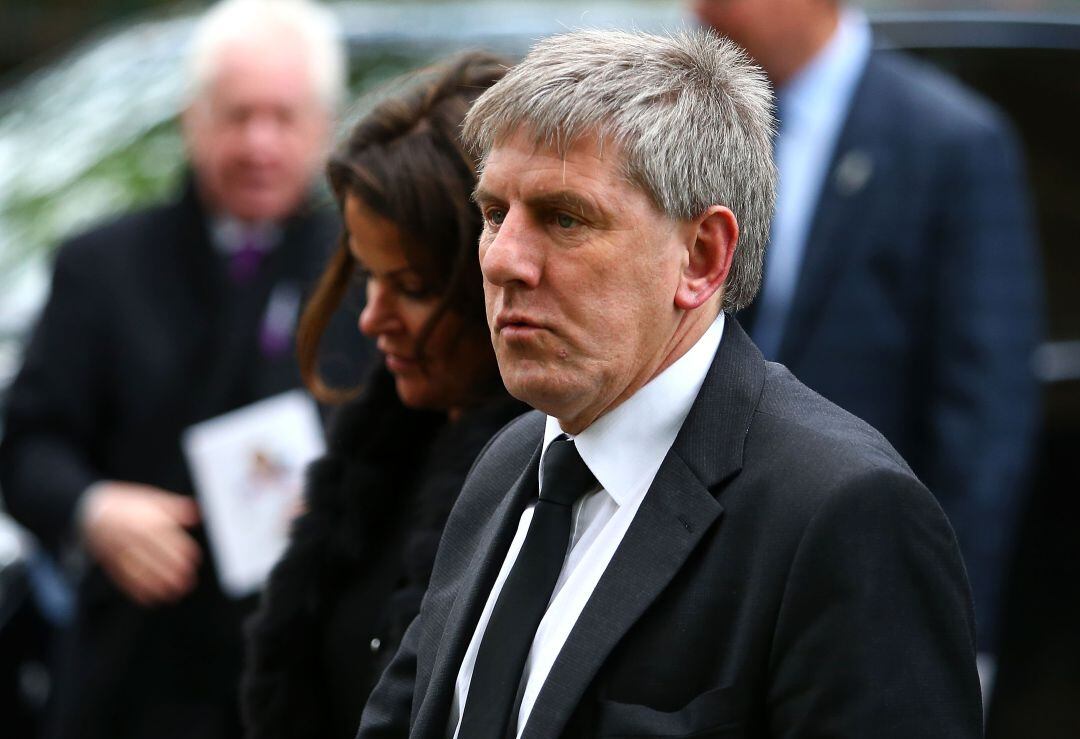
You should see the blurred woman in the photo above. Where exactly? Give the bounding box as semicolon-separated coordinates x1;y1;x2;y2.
241;51;520;739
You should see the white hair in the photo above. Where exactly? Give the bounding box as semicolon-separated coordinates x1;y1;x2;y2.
462;29;777;312
184;0;345;110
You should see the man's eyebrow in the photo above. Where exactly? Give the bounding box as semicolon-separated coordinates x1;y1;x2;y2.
471;185;497;205
526;190;603;219
471;186;605;220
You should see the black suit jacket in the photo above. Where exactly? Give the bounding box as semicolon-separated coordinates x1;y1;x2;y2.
741;49;1042;650
358;318;982;738
0;181;369;739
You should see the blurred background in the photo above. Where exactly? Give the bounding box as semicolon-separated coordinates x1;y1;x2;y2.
1;1;1078;737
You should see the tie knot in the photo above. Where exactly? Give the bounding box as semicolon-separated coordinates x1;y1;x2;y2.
229;231;266;284
540;436;596;507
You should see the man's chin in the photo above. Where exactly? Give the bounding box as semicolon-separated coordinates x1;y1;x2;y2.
500;367;578;421
220;189;307;223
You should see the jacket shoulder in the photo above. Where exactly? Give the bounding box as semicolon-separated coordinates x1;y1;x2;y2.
864;50;1016;141
55;199;182;265
424;410;542;577
450;410;544;510
731;363;957;570
751;362;919;491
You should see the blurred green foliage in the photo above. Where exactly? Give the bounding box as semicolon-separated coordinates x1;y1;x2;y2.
0;123;185;276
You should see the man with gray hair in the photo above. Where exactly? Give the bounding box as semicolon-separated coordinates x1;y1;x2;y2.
0;1;365;737
358;28;981;739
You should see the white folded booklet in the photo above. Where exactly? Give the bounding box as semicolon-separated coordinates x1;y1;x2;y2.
182;389;325;598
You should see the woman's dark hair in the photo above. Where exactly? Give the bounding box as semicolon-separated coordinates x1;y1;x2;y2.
298;51;509;403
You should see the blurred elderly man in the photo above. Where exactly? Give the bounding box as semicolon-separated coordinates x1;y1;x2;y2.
358;29;981;739
0;1;361;737
693;0;1042;668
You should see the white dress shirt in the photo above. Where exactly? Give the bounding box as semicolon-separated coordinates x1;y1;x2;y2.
751;8;872;358
210;216;281;256
450;313;726;737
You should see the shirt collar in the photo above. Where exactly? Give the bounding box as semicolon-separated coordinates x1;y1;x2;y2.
779;7;872;130
211;216;282;256
541;312;726;506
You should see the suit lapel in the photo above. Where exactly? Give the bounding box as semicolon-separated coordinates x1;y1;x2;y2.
523;319;766;738
778;54;894;366
168;180;230;424
523;455;721;739
412;440;544;739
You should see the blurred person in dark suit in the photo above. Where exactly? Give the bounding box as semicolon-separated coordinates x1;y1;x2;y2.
240;51;525;739
0;1;366;737
693;0;1043;670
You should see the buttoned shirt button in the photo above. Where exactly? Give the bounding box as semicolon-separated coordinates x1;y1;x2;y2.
369;637;382;653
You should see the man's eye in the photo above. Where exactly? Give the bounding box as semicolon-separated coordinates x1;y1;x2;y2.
486;208;506;226
555;213;578;229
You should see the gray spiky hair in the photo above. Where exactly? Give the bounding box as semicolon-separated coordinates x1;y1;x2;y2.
462;28;777;312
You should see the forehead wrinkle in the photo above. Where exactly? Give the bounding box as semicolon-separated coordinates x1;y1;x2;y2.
481;132;633;220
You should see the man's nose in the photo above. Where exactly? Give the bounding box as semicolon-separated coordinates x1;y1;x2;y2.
240;113;283;156
479;208;542;288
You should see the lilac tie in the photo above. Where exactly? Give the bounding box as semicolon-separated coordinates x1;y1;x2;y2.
259;286;300;359
229;231;265;285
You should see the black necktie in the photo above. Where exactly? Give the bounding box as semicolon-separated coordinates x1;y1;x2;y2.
458;435;597;738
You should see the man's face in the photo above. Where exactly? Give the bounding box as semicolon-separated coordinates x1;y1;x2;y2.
476;131;693;432
183;40;330;222
693;0;841;88
691;0;795;64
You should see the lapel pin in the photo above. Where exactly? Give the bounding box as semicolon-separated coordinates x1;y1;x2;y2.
834;150;874;196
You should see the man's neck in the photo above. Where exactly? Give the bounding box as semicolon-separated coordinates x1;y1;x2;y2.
556;308;721;435
762;5;841;88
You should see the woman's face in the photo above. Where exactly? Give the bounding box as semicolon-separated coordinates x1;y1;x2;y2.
345;194;497;414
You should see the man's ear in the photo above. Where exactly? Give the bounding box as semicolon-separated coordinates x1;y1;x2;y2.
674;205;739;311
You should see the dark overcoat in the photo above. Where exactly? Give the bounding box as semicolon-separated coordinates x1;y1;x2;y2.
0;181;369;739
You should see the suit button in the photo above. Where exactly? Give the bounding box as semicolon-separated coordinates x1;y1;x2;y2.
370;637;381;654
